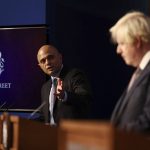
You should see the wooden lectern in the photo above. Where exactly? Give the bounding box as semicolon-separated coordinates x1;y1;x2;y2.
58;120;150;150
1;116;150;150
0;113;58;150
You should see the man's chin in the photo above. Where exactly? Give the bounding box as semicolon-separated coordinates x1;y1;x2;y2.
48;71;56;76
46;69;59;76
46;71;53;76
124;59;129;65
124;61;133;66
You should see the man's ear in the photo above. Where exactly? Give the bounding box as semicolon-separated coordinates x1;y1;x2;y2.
135;36;142;48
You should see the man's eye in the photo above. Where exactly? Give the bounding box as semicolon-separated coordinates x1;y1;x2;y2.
40;59;45;64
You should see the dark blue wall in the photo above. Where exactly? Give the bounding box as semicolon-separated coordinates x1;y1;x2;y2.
46;0;150;119
0;0;46;26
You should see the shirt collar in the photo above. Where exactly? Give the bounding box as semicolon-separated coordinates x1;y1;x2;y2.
139;51;150;70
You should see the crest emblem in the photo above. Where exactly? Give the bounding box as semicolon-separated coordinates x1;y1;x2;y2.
0;51;5;75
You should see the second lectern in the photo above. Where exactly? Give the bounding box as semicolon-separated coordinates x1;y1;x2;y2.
58;120;150;150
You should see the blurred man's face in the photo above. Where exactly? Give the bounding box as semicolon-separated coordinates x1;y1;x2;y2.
116;42;137;66
37;45;62;76
116;34;143;67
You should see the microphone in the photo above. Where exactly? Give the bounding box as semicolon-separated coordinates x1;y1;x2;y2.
1;102;16;113
28;101;46;119
0;101;7;110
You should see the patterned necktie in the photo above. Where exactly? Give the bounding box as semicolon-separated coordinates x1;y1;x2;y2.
49;77;57;125
127;68;141;91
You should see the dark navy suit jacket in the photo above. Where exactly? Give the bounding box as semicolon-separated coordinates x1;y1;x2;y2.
111;61;150;132
39;66;92;124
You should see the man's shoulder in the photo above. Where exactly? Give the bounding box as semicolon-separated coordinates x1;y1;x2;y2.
61;66;85;77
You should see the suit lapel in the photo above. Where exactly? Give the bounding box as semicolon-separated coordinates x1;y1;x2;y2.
126;62;150;99
44;79;52;114
113;62;150;124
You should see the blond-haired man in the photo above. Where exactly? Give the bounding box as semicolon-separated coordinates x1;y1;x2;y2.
110;11;150;132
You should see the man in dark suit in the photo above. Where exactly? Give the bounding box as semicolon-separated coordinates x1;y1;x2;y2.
37;44;92;125
109;11;150;132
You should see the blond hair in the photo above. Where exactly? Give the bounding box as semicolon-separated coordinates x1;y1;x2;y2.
109;11;150;44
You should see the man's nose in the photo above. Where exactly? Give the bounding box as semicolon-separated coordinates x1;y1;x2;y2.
45;58;50;65
116;45;122;54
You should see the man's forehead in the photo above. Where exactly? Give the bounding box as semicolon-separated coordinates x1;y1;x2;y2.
39;52;53;59
39;48;55;56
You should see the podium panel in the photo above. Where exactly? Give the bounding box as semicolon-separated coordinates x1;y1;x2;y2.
1;116;150;150
59;120;150;150
0;114;58;150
